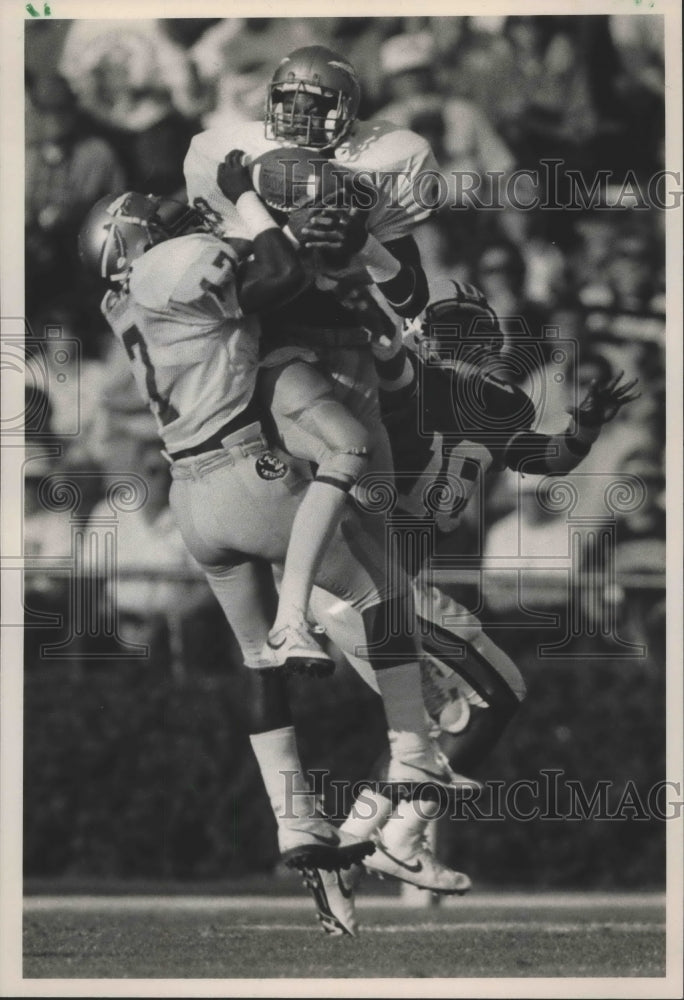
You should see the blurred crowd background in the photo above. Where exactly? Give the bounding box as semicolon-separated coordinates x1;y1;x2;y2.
23;16;667;888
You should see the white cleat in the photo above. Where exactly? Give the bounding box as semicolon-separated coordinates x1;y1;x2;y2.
259;621;335;677
382;741;482;803
300;866;358;936
279;816;375;873
364;836;472;896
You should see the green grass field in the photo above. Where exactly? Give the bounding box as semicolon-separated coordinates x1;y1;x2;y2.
22;892;666;980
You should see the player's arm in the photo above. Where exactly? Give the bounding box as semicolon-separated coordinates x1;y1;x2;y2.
216;150;306;314
298;207;429;319
503;372;641;475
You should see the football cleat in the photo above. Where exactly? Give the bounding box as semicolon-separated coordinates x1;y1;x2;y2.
299;866;358;936
363;836;472;896
279;816;375;873
380;741;482;804
259;621;335;677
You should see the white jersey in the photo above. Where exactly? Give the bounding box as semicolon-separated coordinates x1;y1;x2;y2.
185;118;438;246
101;232;260;454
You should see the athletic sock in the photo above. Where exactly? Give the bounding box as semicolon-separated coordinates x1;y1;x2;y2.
374;661;433;758
249;726;316;824
340;790;393;840
381;799;440;857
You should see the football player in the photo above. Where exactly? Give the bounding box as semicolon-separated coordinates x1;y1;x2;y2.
78;184;475;935
323;282;641;877
187;45;441;676
185;55;482;925
185;44;434;315
185;45;436;491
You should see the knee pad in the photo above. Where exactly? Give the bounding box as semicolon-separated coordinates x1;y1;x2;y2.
316;447;370;490
303;398;372;489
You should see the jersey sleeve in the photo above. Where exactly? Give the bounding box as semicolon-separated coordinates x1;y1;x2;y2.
358;123;440;244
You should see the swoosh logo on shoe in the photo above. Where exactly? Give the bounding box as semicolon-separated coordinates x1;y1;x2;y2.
267;636;287;650
375;842;422;873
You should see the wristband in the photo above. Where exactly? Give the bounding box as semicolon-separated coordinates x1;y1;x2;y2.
356;234;402;284
235;191;278;239
548;433;592;470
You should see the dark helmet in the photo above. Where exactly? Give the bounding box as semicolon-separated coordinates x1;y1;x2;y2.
78;192;203;283
265;45;361;149
420;282;504;366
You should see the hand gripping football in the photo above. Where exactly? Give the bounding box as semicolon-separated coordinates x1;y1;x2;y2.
248;146;352;214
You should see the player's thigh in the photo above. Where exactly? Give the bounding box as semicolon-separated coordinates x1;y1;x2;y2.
260;361;370;466
322;348;381;424
318;346;394;476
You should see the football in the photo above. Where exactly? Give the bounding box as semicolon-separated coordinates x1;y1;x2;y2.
248;146;352;214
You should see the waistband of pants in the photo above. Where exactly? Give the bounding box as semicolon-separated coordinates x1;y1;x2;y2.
167;397;264;461
167;421;268;478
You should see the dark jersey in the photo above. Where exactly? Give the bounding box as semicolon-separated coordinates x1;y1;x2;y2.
381;355;537;532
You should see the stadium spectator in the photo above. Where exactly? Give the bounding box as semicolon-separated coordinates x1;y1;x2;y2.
58;19;205;194
25;74;126;318
376;30;527;256
606;12;665;176
191;19;319;129
377;31;513;177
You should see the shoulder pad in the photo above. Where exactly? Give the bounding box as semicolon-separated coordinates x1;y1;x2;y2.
184;121;271;239
129;234;236;310
338;121;438;242
187;120;270;166
338;120;435;172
